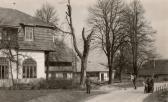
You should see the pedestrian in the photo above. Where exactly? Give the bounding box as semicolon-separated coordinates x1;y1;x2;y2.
143;78;149;93
86;76;91;94
131;73;137;89
148;77;154;93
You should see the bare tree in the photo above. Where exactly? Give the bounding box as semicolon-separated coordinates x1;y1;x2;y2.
56;0;94;87
88;0;127;84
35;2;58;25
122;0;156;89
0;28;27;88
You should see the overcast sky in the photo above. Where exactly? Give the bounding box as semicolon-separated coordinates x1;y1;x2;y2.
0;0;168;59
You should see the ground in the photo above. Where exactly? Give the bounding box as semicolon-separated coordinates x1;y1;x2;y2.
0;82;166;102
85;87;149;102
85;83;167;102
0;89;104;102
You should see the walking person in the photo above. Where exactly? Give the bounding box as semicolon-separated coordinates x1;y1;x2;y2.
131;73;137;89
86;76;91;94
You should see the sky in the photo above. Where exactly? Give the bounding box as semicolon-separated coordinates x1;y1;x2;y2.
0;0;168;59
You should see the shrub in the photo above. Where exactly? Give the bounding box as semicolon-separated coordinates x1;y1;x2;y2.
31;79;79;89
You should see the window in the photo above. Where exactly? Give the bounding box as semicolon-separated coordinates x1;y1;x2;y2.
0;57;8;79
55;73;63;78
23;58;37;78
25;27;34;41
67;73;73;79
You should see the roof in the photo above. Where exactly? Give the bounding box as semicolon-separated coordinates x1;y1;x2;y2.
139;59;168;76
77;62;109;72
0;7;54;28
49;41;77;62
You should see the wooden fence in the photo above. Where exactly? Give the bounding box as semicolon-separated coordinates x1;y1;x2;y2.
155;83;168;92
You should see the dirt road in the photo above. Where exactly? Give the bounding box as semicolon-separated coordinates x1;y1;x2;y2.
85;83;166;102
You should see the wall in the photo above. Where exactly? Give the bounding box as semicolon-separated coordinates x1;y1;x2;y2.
18;50;46;79
0;50;46;87
99;72;108;82
18;26;55;51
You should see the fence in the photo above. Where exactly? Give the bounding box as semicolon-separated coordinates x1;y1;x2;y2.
154;83;168;93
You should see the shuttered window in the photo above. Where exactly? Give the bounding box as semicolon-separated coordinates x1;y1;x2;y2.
23;58;37;78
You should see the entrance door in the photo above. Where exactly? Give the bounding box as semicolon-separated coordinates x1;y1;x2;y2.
101;73;104;81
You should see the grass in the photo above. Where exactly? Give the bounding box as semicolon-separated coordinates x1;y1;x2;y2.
143;91;168;102
0;89;105;102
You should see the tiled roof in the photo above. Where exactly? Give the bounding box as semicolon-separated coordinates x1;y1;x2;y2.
76;62;109;72
0;7;54;27
49;42;77;62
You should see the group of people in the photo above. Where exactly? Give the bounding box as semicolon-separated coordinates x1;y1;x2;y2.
130;73;154;93
143;77;154;93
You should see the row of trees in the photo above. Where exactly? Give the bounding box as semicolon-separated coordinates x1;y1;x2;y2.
35;0;156;87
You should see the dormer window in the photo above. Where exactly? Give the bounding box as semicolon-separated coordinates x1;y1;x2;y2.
25;27;34;41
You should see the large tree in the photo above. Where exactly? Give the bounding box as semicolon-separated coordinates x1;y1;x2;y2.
57;0;94;87
35;2;58;25
88;0;127;84
122;0;156;89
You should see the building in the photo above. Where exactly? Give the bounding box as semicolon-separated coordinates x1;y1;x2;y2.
48;42;77;80
0;7;60;87
77;62;109;82
139;59;168;80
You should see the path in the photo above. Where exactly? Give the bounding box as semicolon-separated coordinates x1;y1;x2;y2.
85;83;167;102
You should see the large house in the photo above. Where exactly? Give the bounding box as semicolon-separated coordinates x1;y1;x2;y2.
0;7;64;87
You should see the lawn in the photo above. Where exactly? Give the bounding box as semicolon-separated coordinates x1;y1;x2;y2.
0;89;105;102
143;91;168;102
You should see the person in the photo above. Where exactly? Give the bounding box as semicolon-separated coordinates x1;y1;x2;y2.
148;77;154;93
143;78;149;93
85;76;91;94
131;73;137;89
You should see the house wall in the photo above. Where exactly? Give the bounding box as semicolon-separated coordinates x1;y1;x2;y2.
18;26;55;51
0;50;46;87
99;72;108;82
18;50;46;79
87;71;109;82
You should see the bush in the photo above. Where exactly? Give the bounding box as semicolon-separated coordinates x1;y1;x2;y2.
31;79;79;89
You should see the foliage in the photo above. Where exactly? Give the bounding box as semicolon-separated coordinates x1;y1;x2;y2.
30;79;79;89
35;2;58;25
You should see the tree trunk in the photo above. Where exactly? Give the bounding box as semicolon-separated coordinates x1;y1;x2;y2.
108;57;113;84
80;58;87;88
119;66;122;82
132;51;138;89
9;60;14;87
45;52;49;81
